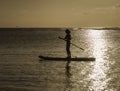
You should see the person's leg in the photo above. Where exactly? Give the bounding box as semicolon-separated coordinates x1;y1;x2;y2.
66;41;71;57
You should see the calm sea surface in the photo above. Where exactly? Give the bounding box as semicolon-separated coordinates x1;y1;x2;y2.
0;28;120;91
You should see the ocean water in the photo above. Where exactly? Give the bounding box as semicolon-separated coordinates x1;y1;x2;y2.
0;28;120;91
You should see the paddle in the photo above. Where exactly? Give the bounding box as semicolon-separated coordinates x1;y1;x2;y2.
58;37;84;51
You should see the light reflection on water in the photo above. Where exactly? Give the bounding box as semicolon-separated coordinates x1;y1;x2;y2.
88;30;110;91
0;29;119;91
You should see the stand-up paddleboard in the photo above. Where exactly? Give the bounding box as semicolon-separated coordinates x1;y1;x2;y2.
39;56;95;61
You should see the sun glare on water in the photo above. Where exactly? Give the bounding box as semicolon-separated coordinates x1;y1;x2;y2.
88;30;111;91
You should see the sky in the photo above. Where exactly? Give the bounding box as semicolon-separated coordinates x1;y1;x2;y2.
0;0;120;27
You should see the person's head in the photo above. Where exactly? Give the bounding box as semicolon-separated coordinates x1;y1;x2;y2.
65;29;70;34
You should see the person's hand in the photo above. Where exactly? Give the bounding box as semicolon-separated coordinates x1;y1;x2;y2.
58;36;62;39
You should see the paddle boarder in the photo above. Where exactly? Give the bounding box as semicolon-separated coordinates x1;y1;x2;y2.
64;29;71;58
58;29;71;58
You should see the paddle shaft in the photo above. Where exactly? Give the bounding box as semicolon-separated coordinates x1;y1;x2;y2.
58;37;84;51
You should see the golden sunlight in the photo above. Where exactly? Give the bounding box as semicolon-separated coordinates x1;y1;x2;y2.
88;30;110;91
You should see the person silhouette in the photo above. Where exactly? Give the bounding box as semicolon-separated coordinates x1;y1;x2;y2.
64;29;71;59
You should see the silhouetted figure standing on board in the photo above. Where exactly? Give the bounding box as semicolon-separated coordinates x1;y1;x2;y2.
58;29;71;66
64;29;71;59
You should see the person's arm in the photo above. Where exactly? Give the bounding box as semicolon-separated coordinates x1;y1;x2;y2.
64;35;67;40
58;36;66;41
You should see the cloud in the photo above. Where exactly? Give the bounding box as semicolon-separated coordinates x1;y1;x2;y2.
115;4;120;8
86;5;119;14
